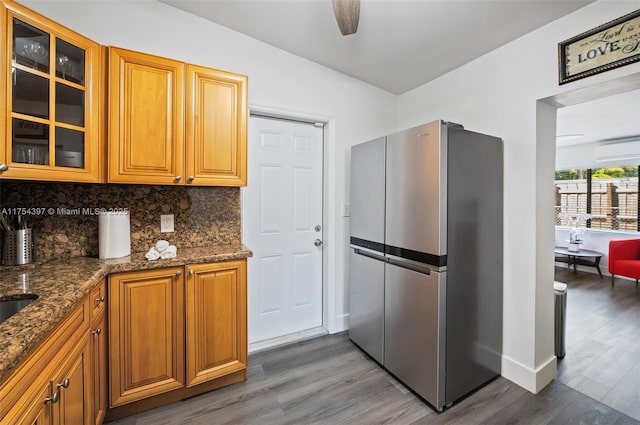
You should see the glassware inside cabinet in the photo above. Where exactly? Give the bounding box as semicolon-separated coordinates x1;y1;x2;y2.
56;38;85;85
12;19;50;73
12;118;50;165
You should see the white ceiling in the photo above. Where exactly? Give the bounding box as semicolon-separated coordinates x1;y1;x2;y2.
557;89;640;147
160;0;594;95
159;0;639;147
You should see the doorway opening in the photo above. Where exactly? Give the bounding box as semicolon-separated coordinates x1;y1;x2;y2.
544;74;640;421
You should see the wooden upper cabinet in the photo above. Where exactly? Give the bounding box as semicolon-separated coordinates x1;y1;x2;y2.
108;47;185;184
0;0;103;182
185;260;247;387
186;65;247;186
108;47;247;186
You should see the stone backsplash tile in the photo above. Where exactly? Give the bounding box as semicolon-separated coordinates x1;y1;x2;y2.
0;181;241;261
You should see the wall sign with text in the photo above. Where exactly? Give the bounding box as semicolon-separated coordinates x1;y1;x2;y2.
558;9;640;85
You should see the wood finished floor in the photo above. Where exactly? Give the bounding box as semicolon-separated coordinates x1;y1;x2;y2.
107;283;640;425
555;266;640;421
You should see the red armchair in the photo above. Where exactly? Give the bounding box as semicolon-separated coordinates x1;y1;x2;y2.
609;238;640;287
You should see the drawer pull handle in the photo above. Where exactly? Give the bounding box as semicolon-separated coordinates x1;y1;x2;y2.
92;328;102;335
57;379;70;389
95;295;105;304
44;392;59;404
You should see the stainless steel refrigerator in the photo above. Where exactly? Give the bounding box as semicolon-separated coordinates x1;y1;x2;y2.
349;120;503;411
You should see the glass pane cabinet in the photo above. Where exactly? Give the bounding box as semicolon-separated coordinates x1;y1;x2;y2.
1;2;102;182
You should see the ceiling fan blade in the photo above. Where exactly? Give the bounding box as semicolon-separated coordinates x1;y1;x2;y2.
332;0;360;36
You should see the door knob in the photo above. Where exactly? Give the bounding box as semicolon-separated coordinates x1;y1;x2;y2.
314;239;323;247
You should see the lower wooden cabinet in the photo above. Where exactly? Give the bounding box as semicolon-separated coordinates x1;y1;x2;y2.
108;267;185;407
108;260;247;412
186;261;247;387
0;281;103;425
53;337;92;425
16;382;53;425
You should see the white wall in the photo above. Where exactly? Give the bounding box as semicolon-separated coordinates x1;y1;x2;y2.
20;0;397;333
21;0;640;395
397;0;640;392
555;227;639;278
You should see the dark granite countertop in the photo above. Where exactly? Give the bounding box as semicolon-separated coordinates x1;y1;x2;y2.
0;244;252;383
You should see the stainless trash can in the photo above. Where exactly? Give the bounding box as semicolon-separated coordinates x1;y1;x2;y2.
554;282;568;359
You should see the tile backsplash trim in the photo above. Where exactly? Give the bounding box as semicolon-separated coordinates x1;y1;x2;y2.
0;181;241;261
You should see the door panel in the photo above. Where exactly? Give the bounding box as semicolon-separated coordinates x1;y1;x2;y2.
384;263;445;409
348;251;385;364
185;64;247;186
186;261;247;387
108;47;185;184
56;340;91;425
109;268;185;406
350;137;386;246
385;121;446;257
244;116;323;344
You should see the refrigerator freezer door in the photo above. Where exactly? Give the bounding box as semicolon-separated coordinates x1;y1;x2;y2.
385;121;446;261
445;126;503;403
348;250;385;364
384;263;445;410
350;137;386;249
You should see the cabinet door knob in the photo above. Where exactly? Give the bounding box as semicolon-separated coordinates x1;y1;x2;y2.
92;328;102;335
57;378;70;389
0;164;8;172
188;176;195;182
175;270;182;276
95;295;105;304
44;392;59;404
175;175;182;181
189;269;194;276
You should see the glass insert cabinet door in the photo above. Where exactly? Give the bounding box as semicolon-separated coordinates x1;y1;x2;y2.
11;17;86;169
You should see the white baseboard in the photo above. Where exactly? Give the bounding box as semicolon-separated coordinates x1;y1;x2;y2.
330;313;349;334
248;327;329;354
502;354;557;393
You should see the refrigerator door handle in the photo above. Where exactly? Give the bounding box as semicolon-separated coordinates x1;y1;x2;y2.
385;253;446;274
387;256;433;275
351;246;387;262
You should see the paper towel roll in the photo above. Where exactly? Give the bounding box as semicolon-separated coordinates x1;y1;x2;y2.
99;211;131;259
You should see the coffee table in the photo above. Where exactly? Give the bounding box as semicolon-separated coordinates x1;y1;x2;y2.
554;247;604;278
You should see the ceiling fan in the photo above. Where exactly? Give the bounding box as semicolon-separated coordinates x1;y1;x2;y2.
332;0;360;36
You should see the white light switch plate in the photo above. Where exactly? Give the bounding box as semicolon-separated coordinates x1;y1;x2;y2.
161;214;174;232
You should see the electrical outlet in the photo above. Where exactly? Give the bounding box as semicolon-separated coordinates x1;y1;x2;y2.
342;203;350;217
160;214;174;233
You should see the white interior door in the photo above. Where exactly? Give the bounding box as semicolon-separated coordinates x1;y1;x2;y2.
243;116;323;345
